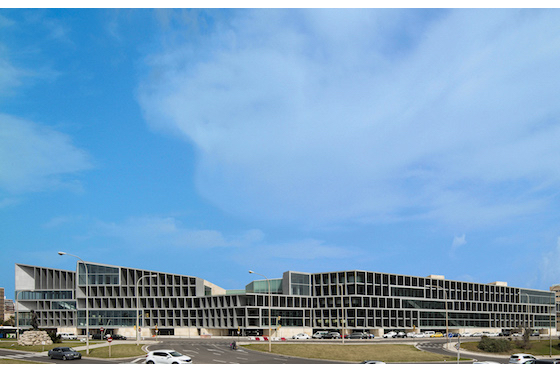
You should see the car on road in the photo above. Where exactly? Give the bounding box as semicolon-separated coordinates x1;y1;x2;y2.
48;347;82;360
292;333;311;339
360;360;386;364
146;350;192;364
383;331;397;338
524;359;560;364
509;353;536;364
323;331;341;339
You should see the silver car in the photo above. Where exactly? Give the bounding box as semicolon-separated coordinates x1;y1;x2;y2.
509;353;536;364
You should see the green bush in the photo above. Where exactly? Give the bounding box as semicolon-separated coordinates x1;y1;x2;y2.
477;336;512;353
46;330;61;344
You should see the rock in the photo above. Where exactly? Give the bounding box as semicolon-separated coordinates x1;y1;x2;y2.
18;330;53;346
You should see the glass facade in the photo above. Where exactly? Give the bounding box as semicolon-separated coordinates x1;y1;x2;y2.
78;310;136;327
246;279;282;294
78;263;119;285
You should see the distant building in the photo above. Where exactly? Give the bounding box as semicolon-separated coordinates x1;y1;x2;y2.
550;284;560;330
13;262;557;338
4;299;15;321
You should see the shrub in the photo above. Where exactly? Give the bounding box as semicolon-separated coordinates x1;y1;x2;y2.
46;330;61;344
477;336;512;353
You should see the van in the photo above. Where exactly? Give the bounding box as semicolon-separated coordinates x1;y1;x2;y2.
58;333;78;340
423;331;435;337
312;331;328;339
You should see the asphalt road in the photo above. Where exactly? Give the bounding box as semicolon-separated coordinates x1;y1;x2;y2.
0;337;511;364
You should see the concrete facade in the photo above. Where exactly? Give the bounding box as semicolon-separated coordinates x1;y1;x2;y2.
13;263;557;338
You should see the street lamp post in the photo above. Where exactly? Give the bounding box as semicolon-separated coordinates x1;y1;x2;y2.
136;274;157;345
339;284;346;344
249;270;272;353
58;252;89;355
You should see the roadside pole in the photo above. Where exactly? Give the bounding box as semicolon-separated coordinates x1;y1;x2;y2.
456;336;461;364
107;336;113;358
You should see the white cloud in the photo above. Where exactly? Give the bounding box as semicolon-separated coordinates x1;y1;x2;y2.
0;114;92;193
452;234;466;249
93;216;264;251
139;9;560;228
540;237;560;286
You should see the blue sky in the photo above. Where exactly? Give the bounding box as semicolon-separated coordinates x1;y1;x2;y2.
2;9;560;299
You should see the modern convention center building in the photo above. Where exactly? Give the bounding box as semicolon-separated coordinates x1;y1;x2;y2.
13;262;557;338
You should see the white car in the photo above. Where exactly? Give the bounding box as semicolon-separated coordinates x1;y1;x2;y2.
460;332;472;337
57;333;78;340
509;353;536;364
412;332;426;338
383;331;397;338
292;333;311;339
146;350;192;364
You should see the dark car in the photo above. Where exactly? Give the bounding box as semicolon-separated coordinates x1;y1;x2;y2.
111;334;127;340
525;359;560;364
48;347;82;360
348;332;367;339
323;331;341;339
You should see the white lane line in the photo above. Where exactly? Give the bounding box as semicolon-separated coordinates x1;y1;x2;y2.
182;349;199;354
236;356;248;360
213;359;227;363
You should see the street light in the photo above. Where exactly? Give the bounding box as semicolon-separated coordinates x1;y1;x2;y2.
136;274;157;345
249;270;272;353
339;284;346;344
58;251;89;355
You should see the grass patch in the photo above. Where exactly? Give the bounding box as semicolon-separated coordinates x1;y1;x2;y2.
0;341;103;352
82;344;147;359
0;359;45;364
243;343;460;363
461;339;560;356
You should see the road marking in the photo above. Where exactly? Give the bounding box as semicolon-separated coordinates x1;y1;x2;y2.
130;357;144;364
212;359;227;363
182;349;199;354
213;352;222;355
236;356;248;360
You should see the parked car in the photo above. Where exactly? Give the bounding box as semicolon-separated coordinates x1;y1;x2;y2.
111;334;127;340
383;331;397;338
57;333;78;340
292;333;311;339
460;332;472;337
395;332;407;338
348;332;367;339
423;331;435;337
499;331;511;337
472;332;483;337
430;332;444;338
146;350;192;364
412;332;426;338
48;347;82;360
531;331;540;337
323;331;341;339
511;332;522;337
509;353;536;364
312;331;328;339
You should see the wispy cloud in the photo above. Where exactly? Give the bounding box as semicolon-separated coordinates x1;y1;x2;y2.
0;114;93;193
540;237;560;286
452;234;467;249
91;216;264;251
139;9;560;230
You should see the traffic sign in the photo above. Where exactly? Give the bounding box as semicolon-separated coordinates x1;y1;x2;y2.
100;327;104;332
107;336;113;343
